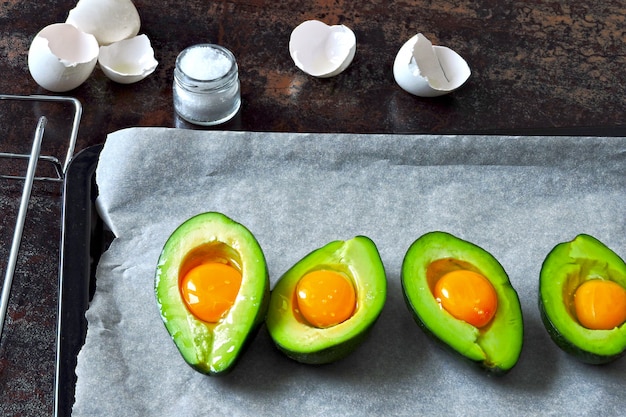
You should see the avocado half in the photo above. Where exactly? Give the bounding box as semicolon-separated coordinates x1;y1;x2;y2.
401;231;524;374
539;234;626;364
266;236;387;365
155;212;270;375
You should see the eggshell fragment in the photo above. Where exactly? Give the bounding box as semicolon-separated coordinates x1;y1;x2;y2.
393;33;470;97
98;34;158;84
289;20;356;78
66;0;141;46
28;23;99;92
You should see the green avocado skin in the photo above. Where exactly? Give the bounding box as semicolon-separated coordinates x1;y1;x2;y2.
266;236;387;365
401;231;524;375
538;300;615;365
155;212;270;375
539;234;626;365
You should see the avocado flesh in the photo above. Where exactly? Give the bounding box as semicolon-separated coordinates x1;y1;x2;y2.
155;212;270;375
539;234;626;364
266;236;387;365
401;231;524;374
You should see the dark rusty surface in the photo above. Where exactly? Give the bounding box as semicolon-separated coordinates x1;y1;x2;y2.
1;1;625;415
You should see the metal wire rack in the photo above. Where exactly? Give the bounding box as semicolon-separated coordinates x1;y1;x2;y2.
0;94;82;342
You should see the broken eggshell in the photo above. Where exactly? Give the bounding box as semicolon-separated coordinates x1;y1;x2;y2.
66;0;141;46
289;20;356;78
28;23;99;92
98;34;158;84
393;33;470;97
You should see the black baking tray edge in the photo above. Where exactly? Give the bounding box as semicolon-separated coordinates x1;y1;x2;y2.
55;144;111;417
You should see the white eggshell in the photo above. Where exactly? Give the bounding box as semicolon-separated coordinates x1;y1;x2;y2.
289;20;356;78
98;34;158;84
66;0;141;46
28;23;99;92
393;33;471;97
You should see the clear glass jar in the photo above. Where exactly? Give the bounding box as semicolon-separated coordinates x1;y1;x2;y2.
173;44;241;126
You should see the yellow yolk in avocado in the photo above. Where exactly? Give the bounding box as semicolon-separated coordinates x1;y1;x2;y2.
295;270;356;328
180;262;242;323
574;279;626;330
434;270;498;328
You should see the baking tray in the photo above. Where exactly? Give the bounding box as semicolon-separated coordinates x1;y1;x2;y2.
55;144;111;417
54;130;625;417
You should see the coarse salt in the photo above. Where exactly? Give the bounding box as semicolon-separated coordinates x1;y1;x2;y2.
180;46;232;81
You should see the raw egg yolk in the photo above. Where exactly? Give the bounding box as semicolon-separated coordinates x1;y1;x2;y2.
180;262;242;323
295;270;356;328
434;270;498;328
574;279;626;330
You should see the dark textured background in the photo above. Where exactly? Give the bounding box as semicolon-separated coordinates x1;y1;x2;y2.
1;1;625;415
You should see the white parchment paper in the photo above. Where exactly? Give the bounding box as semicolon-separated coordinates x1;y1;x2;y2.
73;128;626;416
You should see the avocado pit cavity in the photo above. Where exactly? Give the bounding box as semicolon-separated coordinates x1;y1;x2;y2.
434;269;498;329
294;269;357;328
178;242;243;323
573;279;626;330
426;258;498;329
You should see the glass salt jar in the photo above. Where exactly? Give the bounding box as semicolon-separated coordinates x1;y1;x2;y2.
173;44;241;126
